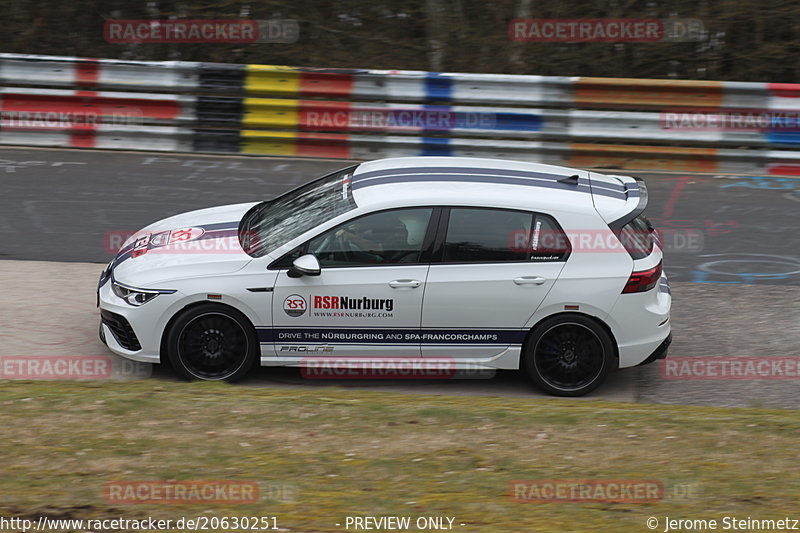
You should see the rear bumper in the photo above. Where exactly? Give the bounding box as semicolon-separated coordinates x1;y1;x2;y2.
636;333;672;366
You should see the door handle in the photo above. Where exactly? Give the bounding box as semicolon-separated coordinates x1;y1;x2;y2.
513;276;547;285
389;279;421;289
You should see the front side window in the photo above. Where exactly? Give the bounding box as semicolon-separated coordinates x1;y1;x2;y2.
301;208;434;267
240;166;357;258
443;208;568;263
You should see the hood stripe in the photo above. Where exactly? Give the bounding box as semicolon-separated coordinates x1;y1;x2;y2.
113;220;241;268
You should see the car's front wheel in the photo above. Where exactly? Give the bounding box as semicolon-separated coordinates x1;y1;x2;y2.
523;315;614;397
166;304;257;382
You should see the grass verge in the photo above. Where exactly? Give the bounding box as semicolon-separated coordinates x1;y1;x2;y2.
0;380;797;532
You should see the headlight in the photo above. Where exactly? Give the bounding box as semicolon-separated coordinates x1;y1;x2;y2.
112;280;176;306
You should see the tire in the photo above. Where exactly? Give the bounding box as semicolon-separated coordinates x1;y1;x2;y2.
523;314;614;397
165;304;258;382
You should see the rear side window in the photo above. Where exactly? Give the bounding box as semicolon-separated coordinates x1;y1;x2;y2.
617;215;654;260
442;208;569;263
528;214;571;261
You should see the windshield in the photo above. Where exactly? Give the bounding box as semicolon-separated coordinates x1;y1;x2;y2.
240;166;358;258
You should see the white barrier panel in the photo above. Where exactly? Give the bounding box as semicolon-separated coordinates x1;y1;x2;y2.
1;52;800;174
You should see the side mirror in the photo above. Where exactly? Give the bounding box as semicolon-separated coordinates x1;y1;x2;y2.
287;254;321;278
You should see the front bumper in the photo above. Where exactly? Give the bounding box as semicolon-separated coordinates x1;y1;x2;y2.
99;310;142;351
97;276;172;364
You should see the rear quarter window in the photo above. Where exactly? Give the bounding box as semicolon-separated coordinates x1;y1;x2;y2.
617;215;654;260
442;208;569;263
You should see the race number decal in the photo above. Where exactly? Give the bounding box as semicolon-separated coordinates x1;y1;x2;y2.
131;234;150;258
168;227;205;244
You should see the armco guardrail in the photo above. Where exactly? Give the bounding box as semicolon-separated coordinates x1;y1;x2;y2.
2;53;800;174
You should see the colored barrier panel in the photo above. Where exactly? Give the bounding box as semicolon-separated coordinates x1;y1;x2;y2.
0;89;189;125
2;52;800;174
574;78;724;108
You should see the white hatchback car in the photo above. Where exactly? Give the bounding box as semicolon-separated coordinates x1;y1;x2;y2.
98;156;671;396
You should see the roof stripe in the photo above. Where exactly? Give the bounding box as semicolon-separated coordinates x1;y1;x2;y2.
355;166;636;196
354;170;590;188
355;166;570;181
353;172;595;195
352;166;631;200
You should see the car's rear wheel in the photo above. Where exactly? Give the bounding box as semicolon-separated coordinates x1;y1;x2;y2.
166;304;257;382
523;315;614;397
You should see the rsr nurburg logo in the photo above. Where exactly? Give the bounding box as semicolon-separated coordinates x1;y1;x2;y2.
283;294;307;317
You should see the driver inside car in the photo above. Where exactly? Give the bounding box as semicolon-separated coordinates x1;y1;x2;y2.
335;217;409;263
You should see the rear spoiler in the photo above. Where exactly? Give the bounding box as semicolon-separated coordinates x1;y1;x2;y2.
607;176;648;230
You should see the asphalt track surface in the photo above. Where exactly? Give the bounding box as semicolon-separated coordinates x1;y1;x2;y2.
1;146;799;407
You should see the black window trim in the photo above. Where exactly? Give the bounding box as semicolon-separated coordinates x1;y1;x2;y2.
267;206;443;270
606;178;653;261
431;206;571;265
268;205;571;270
608;176;649;230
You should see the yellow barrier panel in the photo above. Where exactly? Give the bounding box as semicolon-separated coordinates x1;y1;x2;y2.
245;65;301;95
241;130;297;156
243;98;299;128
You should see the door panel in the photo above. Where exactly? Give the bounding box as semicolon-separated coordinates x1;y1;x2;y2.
271;265;428;357
421;262;563;357
421;208;569;358
268;207;436;358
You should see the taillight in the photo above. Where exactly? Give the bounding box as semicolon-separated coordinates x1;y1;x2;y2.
622;260;662;294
